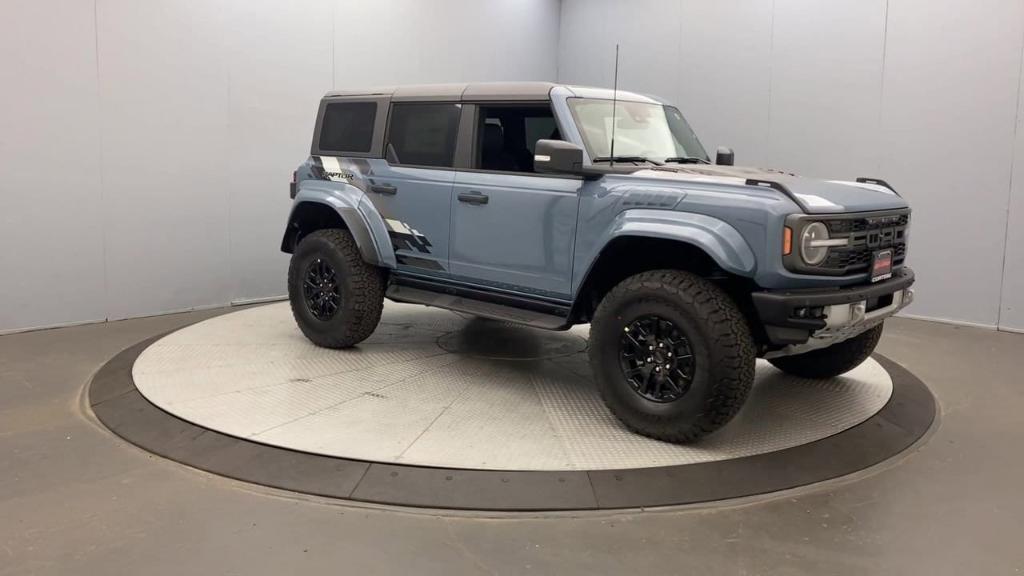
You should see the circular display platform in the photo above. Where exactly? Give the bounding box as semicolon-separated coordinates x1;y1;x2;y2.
90;302;936;511
133;302;893;471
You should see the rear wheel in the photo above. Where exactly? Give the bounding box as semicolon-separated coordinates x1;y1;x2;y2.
768;323;883;379
589;270;756;443
288;229;384;348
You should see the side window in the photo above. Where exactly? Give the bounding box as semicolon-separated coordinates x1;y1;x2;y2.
475;105;561;173
386;103;461;167
524;116;559;154
318;101;377;154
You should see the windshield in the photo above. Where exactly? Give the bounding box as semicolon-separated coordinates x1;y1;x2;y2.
567;98;708;163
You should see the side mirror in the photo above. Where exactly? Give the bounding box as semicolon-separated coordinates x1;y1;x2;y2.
715;146;735;166
534;140;585;175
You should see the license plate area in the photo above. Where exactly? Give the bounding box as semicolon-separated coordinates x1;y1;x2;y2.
871;249;893;283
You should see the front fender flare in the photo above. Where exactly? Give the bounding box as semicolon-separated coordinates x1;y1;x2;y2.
606;209;757;276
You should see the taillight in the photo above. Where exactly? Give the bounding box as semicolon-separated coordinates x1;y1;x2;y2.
289;171;297;199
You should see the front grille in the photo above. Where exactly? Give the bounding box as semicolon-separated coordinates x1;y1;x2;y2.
820;211;909;274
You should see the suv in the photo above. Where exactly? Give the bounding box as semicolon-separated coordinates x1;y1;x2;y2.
281;82;915;443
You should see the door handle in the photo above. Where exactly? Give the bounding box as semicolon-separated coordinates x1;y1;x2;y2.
458;191;489;205
370;184;397;195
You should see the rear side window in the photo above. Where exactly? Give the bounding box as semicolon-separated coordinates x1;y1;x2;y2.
318;101;377;154
386;103;461;167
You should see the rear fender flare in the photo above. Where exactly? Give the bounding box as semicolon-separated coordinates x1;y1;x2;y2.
286;182;397;268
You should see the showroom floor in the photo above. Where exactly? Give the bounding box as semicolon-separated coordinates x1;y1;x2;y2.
1;306;1022;575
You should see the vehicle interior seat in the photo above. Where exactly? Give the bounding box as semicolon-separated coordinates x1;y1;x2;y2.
481;123;519;172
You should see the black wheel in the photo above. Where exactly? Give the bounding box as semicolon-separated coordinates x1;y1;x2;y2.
589;270;756;443
768;323;883;379
288;229;384;348
618;315;696;404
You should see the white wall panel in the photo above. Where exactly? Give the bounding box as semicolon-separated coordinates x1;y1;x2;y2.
558;0;773;164
879;0;1023;327
337;0;560;87
562;0;682;97
767;0;887;178
225;0;334;303
557;0;615;88
613;0;684;100
0;0;560;332
96;0;233;320
0;0;107;332
678;0;774;165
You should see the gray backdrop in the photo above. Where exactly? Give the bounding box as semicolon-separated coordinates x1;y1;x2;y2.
2;0;1021;333
559;0;1024;332
0;0;560;333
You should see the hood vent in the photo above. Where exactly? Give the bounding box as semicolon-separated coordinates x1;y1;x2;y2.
621;189;682;209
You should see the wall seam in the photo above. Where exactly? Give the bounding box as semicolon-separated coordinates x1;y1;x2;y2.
876;0;889;175
765;0;777;164
331;0;337;89
557;0;565;80
677;0;685;103
995;5;1024;329
93;0;111;322
224;2;234;305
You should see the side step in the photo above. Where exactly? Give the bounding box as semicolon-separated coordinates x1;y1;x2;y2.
386;284;571;331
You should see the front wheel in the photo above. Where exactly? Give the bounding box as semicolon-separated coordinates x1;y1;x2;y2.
768;323;883;379
589;270;756;443
288;229;385;348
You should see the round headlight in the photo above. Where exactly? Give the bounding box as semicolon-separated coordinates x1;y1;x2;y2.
800;222;829;266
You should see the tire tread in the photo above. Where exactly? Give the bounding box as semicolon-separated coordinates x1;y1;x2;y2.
589;270;756;443
287;229;384;348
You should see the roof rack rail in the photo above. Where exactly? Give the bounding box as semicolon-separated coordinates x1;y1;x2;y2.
855;177;900;195
745;178;790;194
746;178;811;213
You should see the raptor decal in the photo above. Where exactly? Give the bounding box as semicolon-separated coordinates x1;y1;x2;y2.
311;155;355;182
395;254;445;271
384;218;433;255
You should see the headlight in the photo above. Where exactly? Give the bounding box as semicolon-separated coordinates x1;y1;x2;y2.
800;222;830;266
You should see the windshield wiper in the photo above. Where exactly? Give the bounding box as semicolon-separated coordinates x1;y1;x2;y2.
591;156;663;166
662;156;710;165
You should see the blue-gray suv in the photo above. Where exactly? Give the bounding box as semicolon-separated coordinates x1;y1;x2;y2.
281;82;915;442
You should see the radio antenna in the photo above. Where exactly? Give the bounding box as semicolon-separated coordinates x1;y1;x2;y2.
609;44;620;166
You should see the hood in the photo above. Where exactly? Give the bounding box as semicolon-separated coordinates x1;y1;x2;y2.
629;165;908;214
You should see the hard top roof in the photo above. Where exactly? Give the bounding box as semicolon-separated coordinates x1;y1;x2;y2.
322;82;662;103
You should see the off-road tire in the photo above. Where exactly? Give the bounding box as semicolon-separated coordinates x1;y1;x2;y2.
288;229;384;348
589;270;756;443
768;323;883;379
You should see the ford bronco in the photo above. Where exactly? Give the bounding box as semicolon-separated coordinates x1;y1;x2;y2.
281;82;915;442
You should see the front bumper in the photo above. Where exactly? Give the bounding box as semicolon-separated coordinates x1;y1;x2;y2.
752;268;915;357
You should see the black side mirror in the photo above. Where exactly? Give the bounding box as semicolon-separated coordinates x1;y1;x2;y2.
715;146;735;166
534;140;584;175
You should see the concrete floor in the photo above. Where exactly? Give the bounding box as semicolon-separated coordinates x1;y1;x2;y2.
1;308;1022;575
